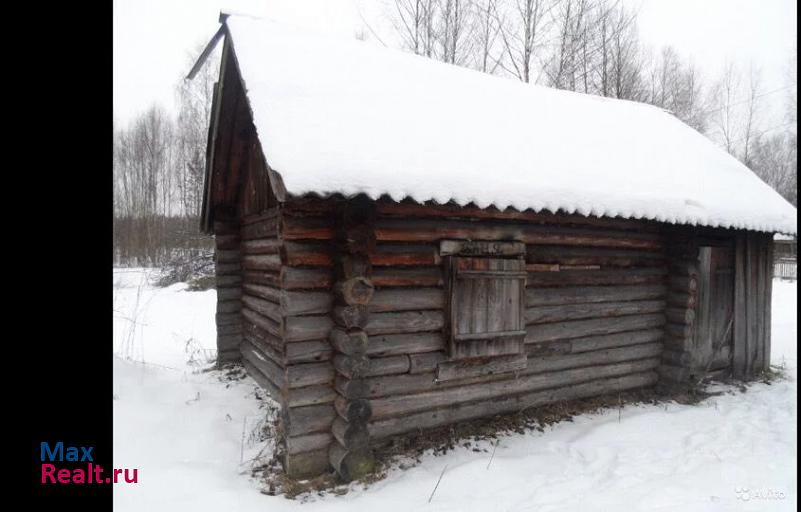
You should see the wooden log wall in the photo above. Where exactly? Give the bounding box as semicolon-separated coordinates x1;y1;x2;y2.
237;203;337;478
350;201;668;442
658;232;699;384
214;214;243;364
328;196;377;481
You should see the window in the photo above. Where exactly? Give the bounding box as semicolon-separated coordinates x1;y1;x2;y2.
443;241;527;360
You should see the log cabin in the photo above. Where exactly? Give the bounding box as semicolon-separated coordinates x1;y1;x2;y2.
188;14;798;480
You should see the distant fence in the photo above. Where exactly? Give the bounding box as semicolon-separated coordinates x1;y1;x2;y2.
774;258;797;280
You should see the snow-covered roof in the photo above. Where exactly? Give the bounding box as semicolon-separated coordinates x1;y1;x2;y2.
775;233;796;241
221;15;797;235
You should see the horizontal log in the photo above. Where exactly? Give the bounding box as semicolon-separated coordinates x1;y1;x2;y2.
285;432;333;455
665;322;692;340
241;238;282;255
333;305;369;330
283;403;336;436
369;366;659;432
282;241;333;267
333;354;370;379
241;295;281;323
285;340;332;364
335;397;372;423
370;244;440;266
666;307;695;325
372;267;443;287
367;332;446;358
328;442;374;482
281;216;335;241
216;312;241;326
335;277;374;306
242;254;281;271
525;300;666;324
242;307;280;338
366;311;445;335
241;218;278;240
527;263;560;272
283;290;332;315
283;384;337;408
526;267;667;288
284;315;334;342
240;340;285;390
242;318;283;352
408;351;448;373
215;262;242;275
284;448;331;479
241;359;281;402
240;208;279;226
330;328;368;356
213;220;239;235
217;332;241;352
281;268;332;290
526;284;667;307
526;342;662;374
525;313;666;343
217;322;243;336
216;287;242;301
374;218;664;249
216;274;242;288
566;328;664;353
335;354;410;378
216;300;241;314
526;246;666;267
332;417;369;450
436;354;527;382
241;282;281;303
375;201;659;232
440;240;526;257
525;340;572;357
285;361;334;388
369;288;444;313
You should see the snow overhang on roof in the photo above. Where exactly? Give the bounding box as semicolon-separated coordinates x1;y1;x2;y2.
197;14;798;236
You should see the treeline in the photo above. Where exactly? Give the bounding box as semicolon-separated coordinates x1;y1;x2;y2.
385;0;797;204
112;5;797;268
113;45;217;267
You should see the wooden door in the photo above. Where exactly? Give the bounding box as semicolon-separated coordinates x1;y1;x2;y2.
695;246;735;371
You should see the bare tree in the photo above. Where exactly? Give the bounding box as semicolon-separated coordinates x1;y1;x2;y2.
472;0;504;73
496;0;553;83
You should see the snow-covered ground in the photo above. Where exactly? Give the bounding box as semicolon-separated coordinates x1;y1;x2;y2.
113;268;797;511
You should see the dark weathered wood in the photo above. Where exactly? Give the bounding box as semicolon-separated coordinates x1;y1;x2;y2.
525;340;572;356
330;328;369;356
284;448;330;478
285;432;333;455
367;311;445;335
216;311;241;326
526;267;667;287
242;254;282;271
436;354;527;381
372;267;443;287
367;333;446;357
335;277;375;306
241;307;281;338
280;215;335;240
335;354;410;378
283;403;336;436
242;359;281;401
285;341;333;363
527;342;662;374
240;340;285;389
369;288;445;313
565;328;664;353
525;313;665;343
440;240;526;256
667;291;696;309
216;287;242;301
285;361;335;388
334;397;372;422
282;241;333;267
215;249;241;263
666;306;695;325
283;384;338;408
375;201;659;232
526;284;667;307
281;267;333;290
408;351;448;373
241;218;278;240
282;290;332;315
241;238;282;255
370;244;440;266
669;275;698;292
285;315;334;342
214;234;240;250
368;370;658;437
328;442;374;481
527;246;666;267
241;295;281;323
374;218;664;249
332;417;369;449
216;274;242;287
332;305;369;330
525;300;665;324
216;300;241;314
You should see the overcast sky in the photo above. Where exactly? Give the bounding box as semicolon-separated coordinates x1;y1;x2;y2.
113;0;796;127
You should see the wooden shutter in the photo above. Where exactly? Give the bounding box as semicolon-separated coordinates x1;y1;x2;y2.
448;256;527;359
